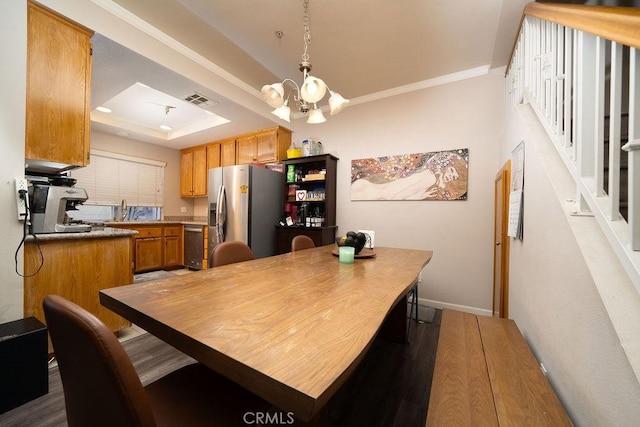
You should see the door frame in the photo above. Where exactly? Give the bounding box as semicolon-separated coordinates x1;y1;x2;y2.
493;160;511;318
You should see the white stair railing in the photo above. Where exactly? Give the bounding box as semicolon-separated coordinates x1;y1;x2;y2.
507;4;640;293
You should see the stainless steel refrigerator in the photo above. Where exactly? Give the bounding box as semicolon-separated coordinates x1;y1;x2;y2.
208;164;282;265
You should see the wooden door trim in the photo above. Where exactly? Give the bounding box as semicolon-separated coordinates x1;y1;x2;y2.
493;160;511;318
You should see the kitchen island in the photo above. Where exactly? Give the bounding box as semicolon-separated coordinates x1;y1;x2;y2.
24;227;137;352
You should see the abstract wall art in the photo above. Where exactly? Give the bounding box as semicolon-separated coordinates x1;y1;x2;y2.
350;148;469;201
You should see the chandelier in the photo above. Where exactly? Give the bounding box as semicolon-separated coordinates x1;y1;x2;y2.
261;0;349;124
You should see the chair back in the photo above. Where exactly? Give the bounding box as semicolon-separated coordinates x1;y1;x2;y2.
291;235;316;252
212;241;254;267
43;295;156;427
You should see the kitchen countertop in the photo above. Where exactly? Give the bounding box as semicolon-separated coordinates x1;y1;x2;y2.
26;227;138;241
27;220;208;242
106;220;207;226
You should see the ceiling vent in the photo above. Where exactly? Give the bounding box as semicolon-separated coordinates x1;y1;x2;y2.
183;92;217;108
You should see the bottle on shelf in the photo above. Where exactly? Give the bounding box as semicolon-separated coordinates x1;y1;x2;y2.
286;165;295;183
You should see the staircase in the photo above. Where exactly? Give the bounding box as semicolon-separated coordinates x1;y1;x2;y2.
506;3;640;384
506;3;640;291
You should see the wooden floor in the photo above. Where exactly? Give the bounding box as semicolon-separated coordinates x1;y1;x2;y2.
0;310;441;427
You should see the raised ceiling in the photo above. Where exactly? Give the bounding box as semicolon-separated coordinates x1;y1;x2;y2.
90;0;530;149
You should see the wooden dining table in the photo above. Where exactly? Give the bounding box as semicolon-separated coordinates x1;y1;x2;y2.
100;244;433;423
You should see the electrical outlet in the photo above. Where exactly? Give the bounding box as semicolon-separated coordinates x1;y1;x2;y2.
15;178;28;221
358;229;375;248
180;206;188;213
418;272;423;283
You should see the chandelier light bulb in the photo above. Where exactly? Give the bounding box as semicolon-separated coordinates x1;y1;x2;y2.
328;91;349;115
261;83;285;108
307;105;326;124
300;76;327;103
271;101;291;122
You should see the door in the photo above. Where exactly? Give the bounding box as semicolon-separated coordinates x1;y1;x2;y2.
236;135;257;164
26;2;93;167
180;150;194;197
192;146;208;196
248;167;282;258
493;160;511;318
224;165;250;245
208;167;224;266
135;238;163;273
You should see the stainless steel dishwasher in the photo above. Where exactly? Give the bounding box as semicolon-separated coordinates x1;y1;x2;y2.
183;225;204;270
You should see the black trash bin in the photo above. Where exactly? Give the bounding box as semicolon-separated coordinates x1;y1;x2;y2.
0;317;48;413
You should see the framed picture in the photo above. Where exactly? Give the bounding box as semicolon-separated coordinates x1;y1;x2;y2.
350;148;469;201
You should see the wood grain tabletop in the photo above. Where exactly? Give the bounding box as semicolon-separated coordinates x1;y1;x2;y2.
100;245;433;422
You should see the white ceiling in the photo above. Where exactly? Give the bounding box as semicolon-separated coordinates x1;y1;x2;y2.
91;0;531;149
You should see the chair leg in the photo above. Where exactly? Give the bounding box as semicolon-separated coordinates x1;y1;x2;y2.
406;282;418;343
413;284;419;323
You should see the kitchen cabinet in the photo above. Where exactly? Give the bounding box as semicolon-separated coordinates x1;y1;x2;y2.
110;223;184;272
163;226;183;268
207;143;221;169
24;234;133;352
134;227;164;272
236;127;292;165
220;138;236;167
180;146;207;198
275;154;339;254
25;1;93;169
180;127;289;198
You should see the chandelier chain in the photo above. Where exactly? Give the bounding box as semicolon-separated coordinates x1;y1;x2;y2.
301;0;311;63
261;0;348;122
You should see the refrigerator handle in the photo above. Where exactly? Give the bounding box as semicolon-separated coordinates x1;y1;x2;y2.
217;184;227;243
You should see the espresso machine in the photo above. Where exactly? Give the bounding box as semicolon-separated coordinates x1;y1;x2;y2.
29;184;91;234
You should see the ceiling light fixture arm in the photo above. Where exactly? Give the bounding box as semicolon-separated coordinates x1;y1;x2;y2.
260;0;348;124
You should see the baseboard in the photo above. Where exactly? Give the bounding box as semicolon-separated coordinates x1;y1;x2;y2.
415;297;492;317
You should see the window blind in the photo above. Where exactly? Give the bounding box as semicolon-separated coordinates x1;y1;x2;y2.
71;150;165;207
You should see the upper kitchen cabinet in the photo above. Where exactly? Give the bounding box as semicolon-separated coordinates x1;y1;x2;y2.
219;138;237;167
236;126;292;165
180;145;207;198
25;1;93;171
207;142;221;170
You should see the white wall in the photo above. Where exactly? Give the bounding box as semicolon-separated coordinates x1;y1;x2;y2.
501;103;640;425
0;0;27;323
293;70;505;313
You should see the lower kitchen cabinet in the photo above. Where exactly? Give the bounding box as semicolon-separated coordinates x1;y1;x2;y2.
135;236;163;272
24;233;133;352
163;226;183;268
110;223;184;272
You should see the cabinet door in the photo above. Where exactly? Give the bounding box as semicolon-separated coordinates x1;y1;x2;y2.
220;139;237;166
164;236;182;267
207;143;221;169
256;130;278;163
135;238;163;272
236;135;257;164
26;2;93;167
192;146;208;196
236;128;290;164
180;150;194;197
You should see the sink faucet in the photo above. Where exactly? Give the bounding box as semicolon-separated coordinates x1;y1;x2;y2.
121;199;127;221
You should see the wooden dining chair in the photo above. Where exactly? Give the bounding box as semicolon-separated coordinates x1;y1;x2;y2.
212;241;254;267
291;235;315;252
43;294;272;427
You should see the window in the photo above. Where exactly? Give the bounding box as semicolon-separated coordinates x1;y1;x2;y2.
69;150;165;221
